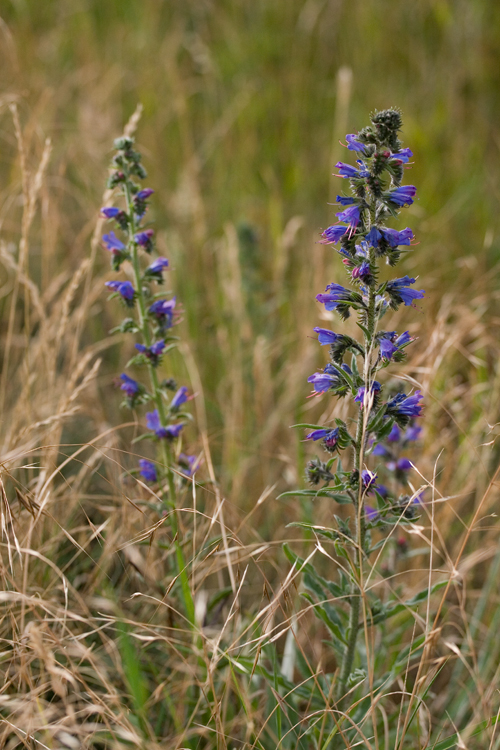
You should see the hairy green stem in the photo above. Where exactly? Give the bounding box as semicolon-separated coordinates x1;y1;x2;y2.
336;246;377;706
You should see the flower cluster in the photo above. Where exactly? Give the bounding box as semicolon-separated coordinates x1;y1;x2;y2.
303;111;424;517
282;108;430;712
102;136;201;489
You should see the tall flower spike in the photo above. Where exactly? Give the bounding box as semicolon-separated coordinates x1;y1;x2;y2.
100;133;198;627
281;109;427;710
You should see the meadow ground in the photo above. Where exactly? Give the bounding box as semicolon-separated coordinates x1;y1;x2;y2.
1;1;500;748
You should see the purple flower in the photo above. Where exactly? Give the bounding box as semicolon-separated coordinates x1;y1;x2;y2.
352;260;371;281
149;297;176;329
336;195;356;206
135;339;165;365
392;148;413;163
373;443;389;457
354;381;381;406
147;257;169;274
170;386;189;410
101;207;121;219
405;424;422;442
379;336;397;359
320;225;348;244
395;331;412;348
134;229;154;251
103;231;126;252
345;134;365;152
365;505;379;521
361;470;378;489
139;459;157;483
316;283;352;311
313;328;341;346
381;227;414;247
335;161;360;178
146;409;184;439
336;206;360;234
379;330;412;360
397;457;413;471
387;424;401;442
386;276;425;307
136;188;154;201
306;427;339;450
366;226;382;248
120;373;140;398
388;185;417;207
308;371;338;393
178;453;201;476
105;280;135;303
387;391;423;418
377;484;388;498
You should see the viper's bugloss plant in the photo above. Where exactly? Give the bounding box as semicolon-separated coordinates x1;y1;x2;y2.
101;135;198;626
282;109;429;715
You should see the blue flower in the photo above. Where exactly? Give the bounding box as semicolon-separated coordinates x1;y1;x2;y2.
170;386;189;410
146;409;184;439
345;134;365;152
388;185;417;206
147;257;169;274
139;459;157;483
136;188;154;201
105;280;135;304
320;225;348;244
149;297;176;329
336;195;356;206
306;427;340;450
387;391;423;418
313;328;342;346
381;227;414;247
134;229;154;252
379;336;397;359
120;373;140;398
145;257;169;284
354;241;369;258
373;443;389;457
379;330;413;360
103;231;126;252
335;161;360;178
308;370;339;393
386;276;425;307
354;381;381;406
366;226;382;248
405;424;422;442
392;148;413;163
316;283;352;311
101;207;121;219
365;505;379;521
351;260;371;281
135;340;165;365
178;453;201;476
335;205;360;234
387;424;401;442
361;469;377;489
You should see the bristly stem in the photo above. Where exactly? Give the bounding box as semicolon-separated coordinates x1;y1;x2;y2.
336;279;375;704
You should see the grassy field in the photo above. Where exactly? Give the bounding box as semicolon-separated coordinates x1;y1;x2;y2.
1;1;500;747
